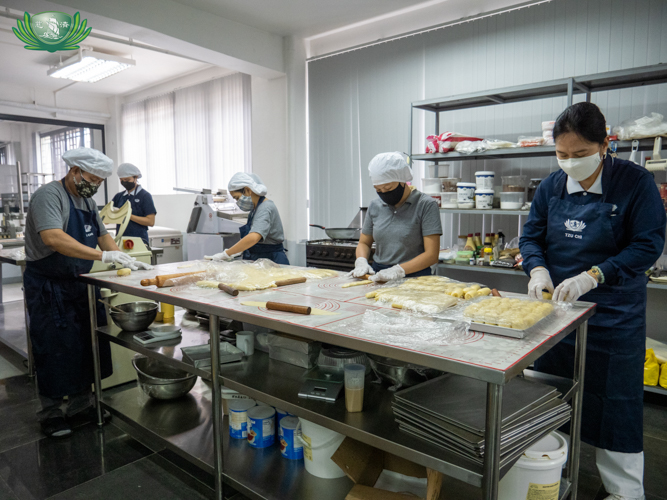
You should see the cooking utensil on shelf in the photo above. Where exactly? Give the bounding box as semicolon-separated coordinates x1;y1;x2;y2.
108;301;158;332
132;356;197;400
368;354;442;391
309;224;361;240
98;299;124;313
140;271;205;288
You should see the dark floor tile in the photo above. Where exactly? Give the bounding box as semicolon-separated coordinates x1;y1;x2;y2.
48;454;209;500
0;398;43;454
644;400;667;443
0;302;28;358
576;471;603;500
0;376;38;411
646;494;667;500
0;477;18;500
644;435;667;499
0;423;152;500
578;440;599;478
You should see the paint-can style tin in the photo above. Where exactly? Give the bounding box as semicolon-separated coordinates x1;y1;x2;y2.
228;399;256;439
279;416;303;460
247;406;276;448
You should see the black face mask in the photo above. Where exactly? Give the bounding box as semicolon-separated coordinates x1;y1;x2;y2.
121;180;136;191
377;183;405;206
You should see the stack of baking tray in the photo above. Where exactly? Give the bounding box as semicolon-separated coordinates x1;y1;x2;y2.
393;374;571;467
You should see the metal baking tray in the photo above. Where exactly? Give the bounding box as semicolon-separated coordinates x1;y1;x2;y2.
181;342;243;368
467;315;551;339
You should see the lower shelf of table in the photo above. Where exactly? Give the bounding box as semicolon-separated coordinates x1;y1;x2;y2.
102;381;353;500
644;384;667;396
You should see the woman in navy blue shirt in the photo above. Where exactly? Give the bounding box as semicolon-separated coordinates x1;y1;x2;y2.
520;102;665;500
111;163;157;246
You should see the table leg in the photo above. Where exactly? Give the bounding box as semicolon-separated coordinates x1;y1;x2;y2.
566;320;588;499
19;266;35;377
483;382;503;500
87;285;104;427
209;314;224;500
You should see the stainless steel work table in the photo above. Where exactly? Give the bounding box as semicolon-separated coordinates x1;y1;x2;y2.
0;247;34;376
80;261;594;500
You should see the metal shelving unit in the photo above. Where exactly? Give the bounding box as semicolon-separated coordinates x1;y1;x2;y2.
81;267;595;500
440;208;529;216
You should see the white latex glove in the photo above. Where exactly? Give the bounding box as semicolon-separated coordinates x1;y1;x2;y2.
134;261;154;271
553;271;598;302
370;264;406;282
102;251;138;271
528;267;554;300
204;250;233;262
348;257;375;278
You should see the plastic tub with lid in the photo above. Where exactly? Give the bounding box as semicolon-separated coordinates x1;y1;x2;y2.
501;192;525;210
441;178;461;193
457;182;476;208
502;175;527;193
475;171;495;190
498;432;568;500
422;178;441;194
475;189;494;210
441;192;458;208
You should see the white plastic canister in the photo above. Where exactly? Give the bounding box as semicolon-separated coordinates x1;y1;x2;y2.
457;182;476;208
498;432;568;500
475;171;495;190
297;418;345;479
475;189;495;210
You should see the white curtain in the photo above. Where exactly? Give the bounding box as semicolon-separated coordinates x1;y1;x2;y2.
122;73;252;194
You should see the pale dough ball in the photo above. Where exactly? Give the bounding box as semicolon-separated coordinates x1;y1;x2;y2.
117;268;131;276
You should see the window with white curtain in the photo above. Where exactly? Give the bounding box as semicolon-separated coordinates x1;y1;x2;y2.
38;127;92;178
121;73;252;194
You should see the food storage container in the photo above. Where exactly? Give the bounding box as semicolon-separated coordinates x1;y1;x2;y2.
502;175;527;193
501;192;525;210
426;164;450;178
422;177;441;194
457;182;475;209
475;171;495;190
475;189;494;210
441;192;458;208
527;179;543;202
441;177;461;192
429;194;442;207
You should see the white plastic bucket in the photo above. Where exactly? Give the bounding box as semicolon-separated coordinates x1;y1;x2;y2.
499;432;568;500
297;418;346;479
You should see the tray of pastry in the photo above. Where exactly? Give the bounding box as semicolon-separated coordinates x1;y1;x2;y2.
463;297;555;339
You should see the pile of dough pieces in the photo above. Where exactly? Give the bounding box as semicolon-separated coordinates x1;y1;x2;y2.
464;297;554;330
196;265;338;291
366;276;491;314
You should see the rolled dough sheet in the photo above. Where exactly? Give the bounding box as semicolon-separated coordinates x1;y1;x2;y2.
241;301;337;316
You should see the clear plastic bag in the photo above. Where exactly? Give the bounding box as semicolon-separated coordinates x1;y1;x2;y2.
482;138;517;150
613;113;667;140
454;140;484;154
517;136;545;147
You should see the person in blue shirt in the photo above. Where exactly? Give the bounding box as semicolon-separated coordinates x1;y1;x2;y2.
520;102;666;500
111;163;157;246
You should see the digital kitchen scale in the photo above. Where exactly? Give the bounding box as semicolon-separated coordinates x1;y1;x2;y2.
133;325;182;345
298;368;344;403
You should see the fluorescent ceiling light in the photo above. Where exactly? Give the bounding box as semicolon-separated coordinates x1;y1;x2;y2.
47;50;135;83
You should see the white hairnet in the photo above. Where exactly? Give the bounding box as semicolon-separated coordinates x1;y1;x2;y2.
368;152;413;185
62;148;113;179
228;172;268;197
117;163;142;178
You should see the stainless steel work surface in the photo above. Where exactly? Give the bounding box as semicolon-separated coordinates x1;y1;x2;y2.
80;261;596;384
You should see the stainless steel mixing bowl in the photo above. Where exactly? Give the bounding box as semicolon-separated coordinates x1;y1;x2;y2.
108;301;158;332
368;354;442;390
132;356;197;400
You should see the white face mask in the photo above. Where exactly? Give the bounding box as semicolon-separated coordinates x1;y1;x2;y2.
557;152;603;182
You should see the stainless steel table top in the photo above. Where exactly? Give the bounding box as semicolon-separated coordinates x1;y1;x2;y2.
79;261;595;384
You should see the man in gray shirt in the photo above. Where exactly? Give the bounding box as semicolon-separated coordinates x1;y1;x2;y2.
352;152;442;281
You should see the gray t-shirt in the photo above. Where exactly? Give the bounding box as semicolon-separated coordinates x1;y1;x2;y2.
362;188;442;265
25;180;108;262
250;199;284;245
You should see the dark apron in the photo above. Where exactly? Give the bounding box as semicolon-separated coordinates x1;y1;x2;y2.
371;261;433;278
240;197;289;265
24;182;113;399
534;165;645;453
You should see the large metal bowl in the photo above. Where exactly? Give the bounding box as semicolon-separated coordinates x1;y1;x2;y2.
109;301;158;332
132;356;197;400
368;354;442;391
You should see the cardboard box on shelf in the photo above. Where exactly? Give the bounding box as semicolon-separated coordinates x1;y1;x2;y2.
331;437;444;500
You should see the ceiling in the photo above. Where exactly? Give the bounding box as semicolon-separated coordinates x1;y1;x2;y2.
0;15;214;98
169;0;438;37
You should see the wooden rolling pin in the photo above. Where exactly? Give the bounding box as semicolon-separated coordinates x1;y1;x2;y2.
140;271;204;288
274;277;307;287
362;274;385;283
266;301;311;315
218;283;239;296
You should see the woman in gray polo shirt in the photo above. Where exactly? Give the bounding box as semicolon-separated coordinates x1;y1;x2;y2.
351;152;442;282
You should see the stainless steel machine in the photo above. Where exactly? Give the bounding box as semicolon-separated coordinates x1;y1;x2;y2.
179;188;244;260
0;163;25;240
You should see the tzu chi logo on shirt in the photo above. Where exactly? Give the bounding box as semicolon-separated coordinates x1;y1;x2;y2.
84;224;93;236
564;219;586;239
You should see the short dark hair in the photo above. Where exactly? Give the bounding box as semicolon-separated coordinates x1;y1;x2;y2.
553;102;607;145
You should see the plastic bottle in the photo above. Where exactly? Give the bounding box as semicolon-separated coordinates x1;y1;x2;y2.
484;247;493;266
484;233;493;247
497;230;506;249
474;232;483;249
464;234;475;251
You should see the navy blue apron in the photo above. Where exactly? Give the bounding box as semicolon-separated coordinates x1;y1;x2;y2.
112;189;153;246
240;197;289;265
24;181;113;399
371;261;432;278
534;162;645;453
